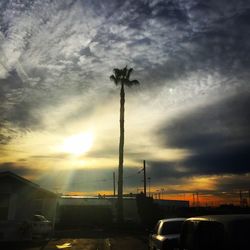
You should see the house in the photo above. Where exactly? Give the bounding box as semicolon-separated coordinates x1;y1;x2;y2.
0;171;58;223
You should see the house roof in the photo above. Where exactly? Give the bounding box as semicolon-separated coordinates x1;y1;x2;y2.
0;171;39;187
0;171;57;197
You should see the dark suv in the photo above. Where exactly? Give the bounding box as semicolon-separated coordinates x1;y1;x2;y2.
180;214;250;250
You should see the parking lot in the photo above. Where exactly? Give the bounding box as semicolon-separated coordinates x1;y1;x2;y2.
3;230;148;250
32;236;147;250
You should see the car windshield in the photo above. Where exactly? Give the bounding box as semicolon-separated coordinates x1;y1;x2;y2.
161;220;184;235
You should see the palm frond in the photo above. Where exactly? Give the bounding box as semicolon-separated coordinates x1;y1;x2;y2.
121;66;127;79
110;66;139;87
113;68;121;78
110;75;118;85
126;68;133;79
131;79;139;85
125;79;140;87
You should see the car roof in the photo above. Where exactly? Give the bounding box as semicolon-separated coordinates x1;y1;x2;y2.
159;218;187;223
34;214;46;217
186;214;250;224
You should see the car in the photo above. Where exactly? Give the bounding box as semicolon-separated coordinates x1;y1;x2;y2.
180;214;250;250
149;218;186;250
30;214;53;240
17;214;53;240
0;214;52;247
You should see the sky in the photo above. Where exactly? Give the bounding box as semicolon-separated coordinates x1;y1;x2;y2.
0;0;250;205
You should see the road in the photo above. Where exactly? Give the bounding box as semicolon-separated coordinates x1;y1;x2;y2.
41;238;111;250
2;229;148;250
27;235;147;250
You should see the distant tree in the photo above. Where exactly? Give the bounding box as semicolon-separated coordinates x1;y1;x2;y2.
110;66;139;223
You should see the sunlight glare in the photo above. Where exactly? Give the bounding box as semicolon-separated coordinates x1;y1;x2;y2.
62;132;94;156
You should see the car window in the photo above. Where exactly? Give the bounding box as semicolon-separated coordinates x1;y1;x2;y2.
160;220;184;235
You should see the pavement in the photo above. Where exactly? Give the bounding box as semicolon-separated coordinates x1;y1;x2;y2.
2;230;148;250
40;238;111;250
28;236;147;250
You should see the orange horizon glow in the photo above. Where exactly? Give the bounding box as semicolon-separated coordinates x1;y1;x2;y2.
156;193;244;207
61;191;247;207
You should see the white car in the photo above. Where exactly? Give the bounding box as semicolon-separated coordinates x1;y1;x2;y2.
0;215;52;242
149;218;186;250
30;215;52;239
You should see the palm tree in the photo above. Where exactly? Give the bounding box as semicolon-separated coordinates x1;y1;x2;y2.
110;66;139;223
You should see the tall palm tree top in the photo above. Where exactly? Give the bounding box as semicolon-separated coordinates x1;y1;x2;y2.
110;66;140;87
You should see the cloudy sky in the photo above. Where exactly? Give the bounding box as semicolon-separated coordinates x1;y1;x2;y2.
0;0;249;204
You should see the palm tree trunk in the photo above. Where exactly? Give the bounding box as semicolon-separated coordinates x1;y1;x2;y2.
117;82;125;223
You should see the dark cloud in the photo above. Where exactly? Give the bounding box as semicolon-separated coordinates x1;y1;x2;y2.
183;144;250;176
0;134;12;145
29;153;70;160
138;1;250;87
0;69;24;90
146;161;250;193
214;174;250;192
0;123;18;145
161;93;250;149
158;92;250;176
6;101;41;129
0;70;45;133
146;161;189;184
0;162;41;177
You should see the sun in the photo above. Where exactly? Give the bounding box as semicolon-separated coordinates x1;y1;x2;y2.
62;132;94;156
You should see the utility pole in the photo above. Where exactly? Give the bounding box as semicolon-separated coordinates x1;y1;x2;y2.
143;160;146;196
147;177;151;197
248;189;250;207
240;190;243;207
113;172;116;196
138;161;147;196
196;192;199;207
161;188;165;200
156;190;160;200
